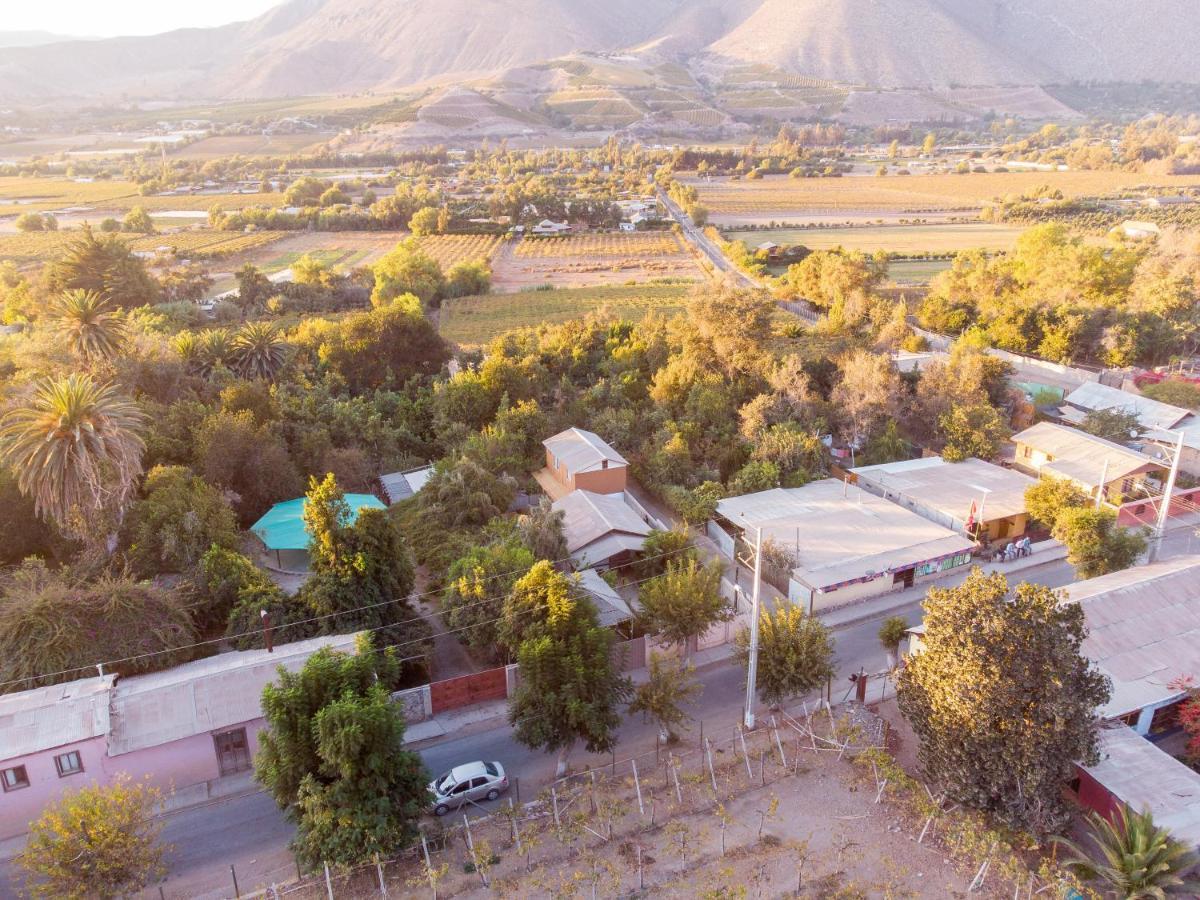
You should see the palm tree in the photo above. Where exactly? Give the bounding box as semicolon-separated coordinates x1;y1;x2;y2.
198;328;233;378
230;321;287;381
1055;803;1200;899
172;331;204;376
0;373;146;540
51;289;125;362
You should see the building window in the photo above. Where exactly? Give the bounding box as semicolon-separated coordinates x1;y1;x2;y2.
213;728;251;777
55;751;84;778
1;766;29;792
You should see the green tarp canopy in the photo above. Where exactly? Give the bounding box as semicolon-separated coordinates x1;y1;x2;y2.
250;494;387;551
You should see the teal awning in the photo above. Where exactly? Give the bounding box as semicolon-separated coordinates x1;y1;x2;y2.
250;494;387;551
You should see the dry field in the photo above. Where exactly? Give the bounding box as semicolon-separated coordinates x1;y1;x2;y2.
689;171;1200;224
167;133;332;160
440;283;690;345
494;232;704;290
0;176;285;217
411;233;503;269
0;228;287;264
728;222;1023;255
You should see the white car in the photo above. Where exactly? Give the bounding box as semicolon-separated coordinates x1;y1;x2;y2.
428;760;508;816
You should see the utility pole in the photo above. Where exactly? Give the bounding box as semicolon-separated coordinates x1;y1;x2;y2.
741;517;763;730
1095;459;1109;510
1149;431;1185;563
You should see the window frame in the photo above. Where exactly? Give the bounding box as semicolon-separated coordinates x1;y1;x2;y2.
1;765;30;792
54;750;84;778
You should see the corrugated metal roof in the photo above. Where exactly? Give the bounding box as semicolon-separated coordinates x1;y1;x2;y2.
1085;725;1200;847
852;456;1036;523
577;568;633;628
379;466;434;504
716;480;976;592
1065;382;1192;431
107;634;360;756
1060;556;1200;718
543;428;628;476
1012;422;1162;488
0;676;115;761
554;490;652;555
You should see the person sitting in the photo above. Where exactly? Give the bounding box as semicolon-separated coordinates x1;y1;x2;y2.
1004;542;1015;562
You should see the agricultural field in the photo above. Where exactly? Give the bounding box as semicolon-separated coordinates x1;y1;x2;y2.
0;176;286;219
0;228;287;265
411;233;503;269
885;258;954;284
727;223;1023;255
687;171;1200;225
167;133;333;160
495;232;704;290
439;283;691;345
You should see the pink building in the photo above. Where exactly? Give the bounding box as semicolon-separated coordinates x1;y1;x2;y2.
0;634;357;842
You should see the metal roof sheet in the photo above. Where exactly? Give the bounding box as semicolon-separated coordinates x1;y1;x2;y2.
554;490;652;555
1013;422;1162;488
851;456;1035;523
543;428;628;476
379;466;434;504
1065;382;1192;431
577;568;634;628
0;676;115;761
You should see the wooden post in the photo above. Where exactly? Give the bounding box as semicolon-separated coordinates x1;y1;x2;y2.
705;738;718;793
324;862;334;900
509;798;524;857
551;786;561;827
670;755;683;804
375;853;387;897
631;758;645;815
738;726;753;778
231;864;240;899
637;843;644;890
772;719;787;768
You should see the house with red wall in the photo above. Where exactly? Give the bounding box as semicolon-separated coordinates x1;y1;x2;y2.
543;427;628;495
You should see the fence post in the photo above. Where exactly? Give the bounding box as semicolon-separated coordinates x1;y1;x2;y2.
324;862;334;900
375;853;387;897
514;775;520;806
551;786;561;827
230;864;240;899
631;758;645;815
705;738;718;793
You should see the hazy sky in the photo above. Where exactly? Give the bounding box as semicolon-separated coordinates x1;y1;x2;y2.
7;1;285;37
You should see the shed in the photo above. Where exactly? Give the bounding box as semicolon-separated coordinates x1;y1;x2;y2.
250;493;387;570
379;465;435;504
543;427;628;494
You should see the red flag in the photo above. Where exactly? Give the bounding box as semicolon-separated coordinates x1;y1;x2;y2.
965;500;977;531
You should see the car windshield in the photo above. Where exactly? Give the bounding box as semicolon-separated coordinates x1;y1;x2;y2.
435;772;454;792
484;762;498;776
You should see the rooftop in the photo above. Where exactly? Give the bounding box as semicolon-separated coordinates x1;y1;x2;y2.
107;633;360;756
716;480;975;592
1060;556;1200;719
249;494;387;551
1063;382;1192;432
577;568;634;628
379;465;434;504
0;675;115;761
543;427;627;476
1012;421;1161;488
851;456;1036;523
554;490;652;556
1085;725;1200;847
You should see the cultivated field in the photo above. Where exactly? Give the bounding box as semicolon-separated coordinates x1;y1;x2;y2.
0;228;287;264
440;283;691;345
728;222;1023;255
411;233;503;269
688;171;1200;224
167;133;333;160
0;176;285;218
494;232;704;290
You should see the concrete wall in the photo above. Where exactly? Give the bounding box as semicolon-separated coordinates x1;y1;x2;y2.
0;736;108;841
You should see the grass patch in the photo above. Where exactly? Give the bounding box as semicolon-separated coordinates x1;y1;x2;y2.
726;223;1022;255
440;283;691;346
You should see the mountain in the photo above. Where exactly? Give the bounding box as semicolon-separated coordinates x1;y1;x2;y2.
0;31;87;49
0;0;1197;103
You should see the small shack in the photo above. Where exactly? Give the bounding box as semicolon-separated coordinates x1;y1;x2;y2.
543;427;628;495
250;494;387;570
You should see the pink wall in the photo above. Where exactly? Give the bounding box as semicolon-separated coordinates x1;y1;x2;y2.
1117;487;1200;527
0;720;267;842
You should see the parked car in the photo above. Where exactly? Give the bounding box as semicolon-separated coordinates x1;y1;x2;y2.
428;760;508;815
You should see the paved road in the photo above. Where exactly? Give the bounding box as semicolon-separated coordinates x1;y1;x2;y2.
4;522;1197;899
657;188;759;289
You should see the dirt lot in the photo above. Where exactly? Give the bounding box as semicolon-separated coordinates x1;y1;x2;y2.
492;232;705;291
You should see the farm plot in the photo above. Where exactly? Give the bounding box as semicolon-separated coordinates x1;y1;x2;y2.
727;222;1023;255
495;232;704;290
440;283;690;345
0;177;139;216
412;233;503;269
0;228;287;265
689;171;1200;225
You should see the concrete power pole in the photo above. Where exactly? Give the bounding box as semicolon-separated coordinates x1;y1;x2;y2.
1149;431;1185;563
742;519;763;730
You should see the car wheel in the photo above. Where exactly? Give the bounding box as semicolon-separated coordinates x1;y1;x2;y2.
434;804;449;817
486;788;500;801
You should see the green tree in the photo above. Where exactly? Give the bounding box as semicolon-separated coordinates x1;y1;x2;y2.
897;569;1111;834
517;496;567;561
408;206;441;236
735;604;835;709
256;635;429;868
877;616;909;668
506;562;631;775
122;206;155;234
634;527;697;579
318;186;350;207
0;374;145;542
1025;476;1090;529
728;459;780;495
939;403;1009;461
234;263;272;312
1053;507;1147;578
18;775;166;900
14;211;46;232
371;237;446;307
443;533;535;655
629;652;702;742
1055;804;1200;899
231;321;288;381
123;465;238;576
445;260;491;298
922;132;937;154
194;409;301;523
282;176;325;207
46;225;159;308
1141;379;1200;410
637;557;730;661
1079;408;1145;443
50;289;126;363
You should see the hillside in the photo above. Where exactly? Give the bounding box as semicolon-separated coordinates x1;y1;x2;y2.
0;0;1197;103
